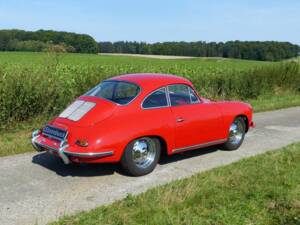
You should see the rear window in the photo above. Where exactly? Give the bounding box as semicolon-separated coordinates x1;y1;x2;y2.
85;81;140;105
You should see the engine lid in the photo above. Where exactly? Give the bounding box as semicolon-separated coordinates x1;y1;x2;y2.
53;96;117;127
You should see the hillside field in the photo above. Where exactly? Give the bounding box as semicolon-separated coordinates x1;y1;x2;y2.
0;52;300;156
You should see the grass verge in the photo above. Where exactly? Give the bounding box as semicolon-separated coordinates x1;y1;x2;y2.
249;91;300;112
50;142;300;225
0;115;49;157
1;92;300;157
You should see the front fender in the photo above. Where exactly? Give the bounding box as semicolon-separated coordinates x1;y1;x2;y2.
217;101;254;135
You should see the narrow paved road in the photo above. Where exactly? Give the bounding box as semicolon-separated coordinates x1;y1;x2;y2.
1;107;300;225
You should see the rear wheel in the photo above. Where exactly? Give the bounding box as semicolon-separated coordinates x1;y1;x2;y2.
222;117;246;150
121;137;161;176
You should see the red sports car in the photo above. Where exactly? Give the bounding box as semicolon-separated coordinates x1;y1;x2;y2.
32;73;255;176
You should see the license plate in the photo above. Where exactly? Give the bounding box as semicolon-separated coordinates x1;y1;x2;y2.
42;125;67;141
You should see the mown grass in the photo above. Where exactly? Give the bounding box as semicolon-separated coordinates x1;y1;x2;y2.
0;115;50;157
249;92;300;112
0;51;268;67
50;142;300;225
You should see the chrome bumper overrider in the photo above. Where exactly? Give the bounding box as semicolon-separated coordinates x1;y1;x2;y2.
31;129;113;164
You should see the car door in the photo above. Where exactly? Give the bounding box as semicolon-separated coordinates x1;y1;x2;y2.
168;84;224;151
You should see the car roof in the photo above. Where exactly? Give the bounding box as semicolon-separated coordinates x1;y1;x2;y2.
108;73;193;92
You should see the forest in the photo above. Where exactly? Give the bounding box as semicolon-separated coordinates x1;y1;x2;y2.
99;41;300;61
0;29;98;53
0;29;299;61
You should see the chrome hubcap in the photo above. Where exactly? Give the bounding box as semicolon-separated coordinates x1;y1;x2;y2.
132;138;156;169
229;120;244;145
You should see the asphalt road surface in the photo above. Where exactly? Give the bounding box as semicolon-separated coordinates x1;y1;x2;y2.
1;107;300;225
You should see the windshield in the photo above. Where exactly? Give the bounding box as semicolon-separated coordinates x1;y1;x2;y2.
85;80;140;105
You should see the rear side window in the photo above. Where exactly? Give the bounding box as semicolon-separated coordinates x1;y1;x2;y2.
168;84;191;106
142;87;168;109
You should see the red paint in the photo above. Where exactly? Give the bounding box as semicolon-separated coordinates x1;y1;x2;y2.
39;73;254;163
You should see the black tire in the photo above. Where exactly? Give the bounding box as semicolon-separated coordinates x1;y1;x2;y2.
121;137;161;176
222;117;246;151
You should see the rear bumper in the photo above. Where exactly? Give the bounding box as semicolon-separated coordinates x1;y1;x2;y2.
31;130;114;164
250;121;256;128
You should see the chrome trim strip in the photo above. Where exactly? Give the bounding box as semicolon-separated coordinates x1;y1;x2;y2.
63;150;114;158
34;142;69;164
32;134;113;161
172;139;227;154
31;130;43;152
32;129;70;164
166;86;171;106
35;142;113;159
188;86;193;103
57;141;70;164
188;87;200;104
34;142;59;152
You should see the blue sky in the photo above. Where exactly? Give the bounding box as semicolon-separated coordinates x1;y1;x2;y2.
0;0;299;44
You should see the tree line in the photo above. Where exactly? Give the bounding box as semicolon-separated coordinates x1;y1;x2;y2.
99;41;300;61
0;29;299;61
0;29;98;53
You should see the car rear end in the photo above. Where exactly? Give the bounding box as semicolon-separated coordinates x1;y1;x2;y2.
31;96;117;164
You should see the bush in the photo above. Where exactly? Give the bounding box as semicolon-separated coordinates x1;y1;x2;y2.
0;58;299;128
0;29;98;53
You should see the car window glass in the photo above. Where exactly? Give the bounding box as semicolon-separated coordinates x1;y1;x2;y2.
89;81;115;100
142;87;168;108
85;81;140;105
168;84;191;106
114;82;139;104
189;88;200;103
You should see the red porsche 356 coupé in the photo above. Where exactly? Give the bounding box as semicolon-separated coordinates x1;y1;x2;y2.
32;73;255;176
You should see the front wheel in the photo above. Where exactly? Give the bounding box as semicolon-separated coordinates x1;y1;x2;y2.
222;117;246;150
121;137;161;176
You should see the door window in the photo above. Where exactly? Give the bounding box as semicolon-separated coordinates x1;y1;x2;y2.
168;84;191;106
142;87;168;108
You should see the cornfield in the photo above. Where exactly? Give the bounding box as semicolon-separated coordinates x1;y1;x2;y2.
0;52;299;128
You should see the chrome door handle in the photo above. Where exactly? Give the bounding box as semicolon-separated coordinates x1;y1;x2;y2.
176;117;184;122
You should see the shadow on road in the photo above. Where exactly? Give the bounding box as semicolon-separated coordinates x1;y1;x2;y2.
32;152;121;177
32;146;220;177
159;146;219;165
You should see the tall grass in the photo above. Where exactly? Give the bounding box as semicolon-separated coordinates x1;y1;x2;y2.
0;53;299;129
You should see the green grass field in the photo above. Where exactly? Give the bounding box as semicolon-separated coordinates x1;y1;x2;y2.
0;52;300;157
0;51;268;67
50;142;300;225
